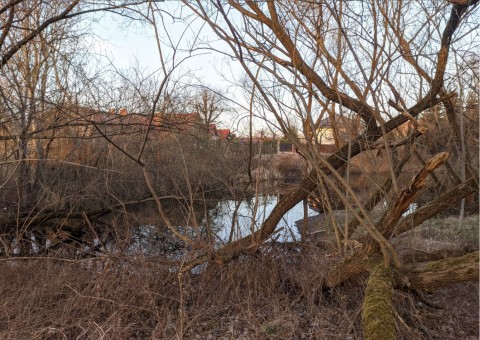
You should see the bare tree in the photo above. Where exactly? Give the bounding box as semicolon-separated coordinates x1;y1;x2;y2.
0;0;477;337
0;1;84;207
0;0;80;69
181;1;479;337
194;88;225;130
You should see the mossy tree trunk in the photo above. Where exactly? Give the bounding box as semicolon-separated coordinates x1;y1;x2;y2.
362;262;396;340
324;175;478;288
396;251;479;289
362;252;479;340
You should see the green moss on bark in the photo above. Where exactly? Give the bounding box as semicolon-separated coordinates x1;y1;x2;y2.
362;263;396;340
424;251;479;271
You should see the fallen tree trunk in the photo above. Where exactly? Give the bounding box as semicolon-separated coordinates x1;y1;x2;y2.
362;251;479;339
395;176;479;236
361;152;450;256
325;196;477;289
325;153;454;287
362;262;396;340
396;251;479;289
364;252;479;339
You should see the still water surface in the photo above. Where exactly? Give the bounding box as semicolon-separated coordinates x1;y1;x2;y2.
128;195;318;256
210;195;318;243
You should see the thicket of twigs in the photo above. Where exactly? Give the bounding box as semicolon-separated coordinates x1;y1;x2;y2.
1;226;478;339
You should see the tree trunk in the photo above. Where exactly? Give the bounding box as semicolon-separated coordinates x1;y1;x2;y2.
362;261;396;340
396;251;479;289
395;176;478;236
362;252;479;339
361;152;450;256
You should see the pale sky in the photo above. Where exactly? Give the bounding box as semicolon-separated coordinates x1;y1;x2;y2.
85;3;256;133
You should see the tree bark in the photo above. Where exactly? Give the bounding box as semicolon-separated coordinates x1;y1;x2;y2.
362;251;479;339
362;262;396;340
395;176;478;236
396;251;479;289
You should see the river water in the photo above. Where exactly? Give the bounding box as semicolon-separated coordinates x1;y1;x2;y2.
209;194;318;243
3;194;318;257
127;194;318;256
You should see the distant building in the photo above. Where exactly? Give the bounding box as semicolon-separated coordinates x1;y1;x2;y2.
298;114;363;154
152;112;201;133
81;107;232;142
216;129;231;140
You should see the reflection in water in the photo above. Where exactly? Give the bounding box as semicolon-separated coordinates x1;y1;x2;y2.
208;195;317;243
1;195;317;257
11;200;418;257
127;195;318;255
128;224;187;257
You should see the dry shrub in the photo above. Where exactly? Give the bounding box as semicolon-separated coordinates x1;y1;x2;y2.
179;248;366;339
0;240;478;339
395;282;479;339
272;153;305;183
0;249;365;339
0;257;177;339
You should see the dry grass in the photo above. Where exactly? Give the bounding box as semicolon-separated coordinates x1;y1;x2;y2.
412;214;479;248
0;257;176;339
0;250;364;339
0;216;478;339
393;214;479;263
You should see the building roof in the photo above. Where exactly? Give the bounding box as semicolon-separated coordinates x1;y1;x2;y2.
217;129;231;140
